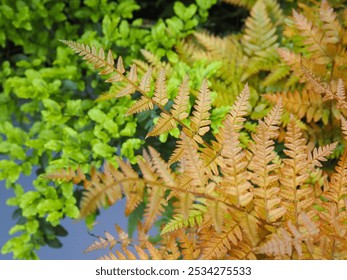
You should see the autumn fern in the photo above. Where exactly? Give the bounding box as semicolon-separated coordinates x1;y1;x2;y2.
48;39;347;260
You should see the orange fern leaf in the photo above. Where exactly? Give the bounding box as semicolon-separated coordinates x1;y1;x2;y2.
146;112;177;138
190;79;212;141
170;75;190;120
153;68;168;106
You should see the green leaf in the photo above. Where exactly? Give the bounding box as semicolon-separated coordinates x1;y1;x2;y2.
88;107;107;123
9;225;25;235
174;2;197;21
54;225;68;237
166;17;183;34
120;122;136;136
46;211;63;226
37;199;63;213
196;0;217;10
19;191;41;209
44;140;63;151
92;142;115;158
26;220;39;234
65;100;83;116
121;138;143;163
46;237;62;248
64;203;79;218
43;186;58;200
61;183;74;199
22;162;32;176
119;20;129;37
6;197;19;206
0;160;22;183
103;119;119;134
167;50;179;63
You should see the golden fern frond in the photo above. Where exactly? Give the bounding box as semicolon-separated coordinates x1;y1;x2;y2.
320;0;343;44
181;133;208;188
61;40;156;106
220;126;252;207
145;240;162;260
60;40;112;71
174;188;195;221
127;63;138;83
98;252;118;260
280;116;308;177
292;9;328;63
188;79;212;143
341;116;347;140
205;200;228;234
95;228;164;260
219;85;252;208
238;212;260;247
140;148;172;231
116;83;136;98
201;214;242;259
137;152;158;183
170;75;190;120
161;234;181;260
116;160;145;216
278;116;333;224
279;0;347;98
317;203;347;241
152;68;168;106
225;83;250;130
263;98;282;135
201;140;224;176
227;241;256;260
143;187;166;232
335;79;347;109
126;96;154;116
276;48;302;86
201;84;250;177
175;230;200;259
79;161;143;218
255;213;320;259
308;142;338;168
146;112;177;138
193;31;238;60
168;134;185;165
84;231;116;253
104;72;123;83
140;49;172;75
301;63;333;97
248;101;285;222
323;150;347;211
148;147;176;187
264;89;328;124
242;0;279;58
45;166;87;186
139;68;153;93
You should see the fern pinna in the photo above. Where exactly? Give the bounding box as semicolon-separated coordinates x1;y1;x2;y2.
48;40;347;260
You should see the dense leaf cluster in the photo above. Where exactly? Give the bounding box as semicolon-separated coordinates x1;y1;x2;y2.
2;0;347;260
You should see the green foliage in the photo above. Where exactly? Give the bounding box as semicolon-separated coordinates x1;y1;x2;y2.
0;0;217;259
